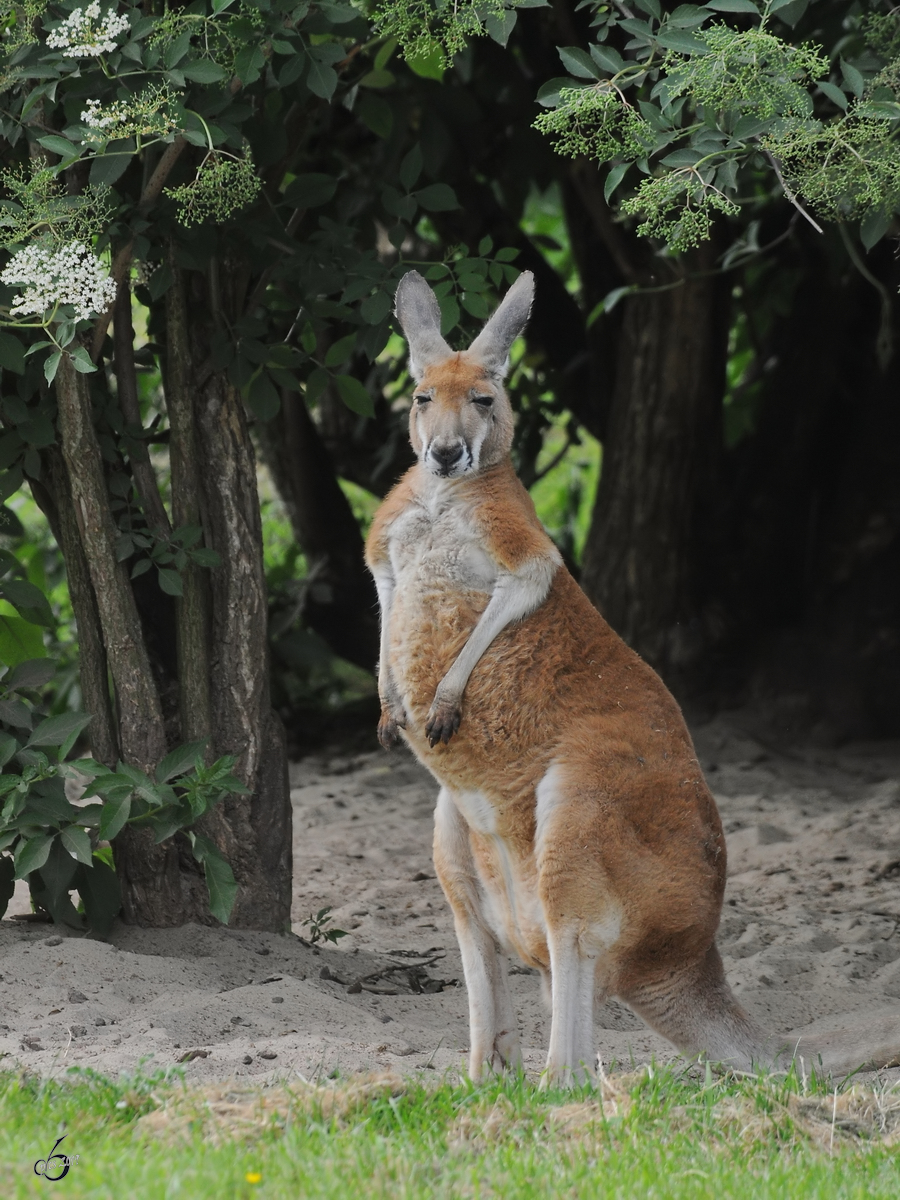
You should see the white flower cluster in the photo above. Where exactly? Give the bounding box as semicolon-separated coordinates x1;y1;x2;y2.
46;3;129;58
81;98;123;130
1;241;117;322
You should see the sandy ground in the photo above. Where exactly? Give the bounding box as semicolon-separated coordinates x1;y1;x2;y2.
1;715;899;1086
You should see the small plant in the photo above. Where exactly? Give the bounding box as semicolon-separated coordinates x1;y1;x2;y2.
302;906;348;946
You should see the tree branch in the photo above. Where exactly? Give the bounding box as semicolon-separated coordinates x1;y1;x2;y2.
113;279;172;536
163;248;213;745
55;352;167;773
90;136;189;362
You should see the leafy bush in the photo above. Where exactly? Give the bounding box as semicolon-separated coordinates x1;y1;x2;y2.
0;646;246;935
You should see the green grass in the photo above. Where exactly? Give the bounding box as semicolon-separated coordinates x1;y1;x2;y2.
3;1063;899;1198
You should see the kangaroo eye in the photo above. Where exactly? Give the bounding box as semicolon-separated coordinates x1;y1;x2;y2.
414;394;432;405
473;395;493;408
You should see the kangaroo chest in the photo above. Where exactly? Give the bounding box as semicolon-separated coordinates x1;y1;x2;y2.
387;486;497;597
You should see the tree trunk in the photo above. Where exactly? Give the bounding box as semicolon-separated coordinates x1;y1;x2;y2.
580;260;729;675
256;390;379;671
191;367;292;929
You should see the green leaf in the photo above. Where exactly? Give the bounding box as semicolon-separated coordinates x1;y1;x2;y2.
656;30;708;53
1;577;53;626
557;46;601;80
74;857;121;936
6;657;53;690
70;345;97;374
99;791;131;841
245;370;281;421
771;0;806;25
0;616;44;671
406;45;445;81
840;59;864;99
415;183;459;212
591;44;625;74
704;0;759;11
283;173;337;208
0;333;25;374
182;59;227;83
44;351;62;386
438;294;460;335
485;9;517;48
860;209;892;252
334;375;374;418
156;739;208;784
325;333;357;367
360;291;392;324
14;832;54;879
399;144;423;192
359;69;395;89
38;837;77;902
37;134;80;161
89;149;133;188
605;162;630;203
192;835;237;924
817;81;848;111
60;824;93;866
306;57;338;101
27;712;92;752
157;567;183;597
0;731;16;768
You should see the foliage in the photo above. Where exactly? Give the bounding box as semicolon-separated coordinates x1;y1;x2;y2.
529;0;900;250
300;904;348;944
0;653;246;931
373;0;547;68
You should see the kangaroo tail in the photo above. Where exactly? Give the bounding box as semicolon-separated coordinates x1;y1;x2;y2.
620;942;900;1076
617;942;768;1071
778;1007;900;1076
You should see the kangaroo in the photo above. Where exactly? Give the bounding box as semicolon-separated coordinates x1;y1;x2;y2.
365;269;900;1086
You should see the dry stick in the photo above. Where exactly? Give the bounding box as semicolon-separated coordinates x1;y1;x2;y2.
113;279;171;536
163;250;213;746
54;352;167;774
90;135;188;362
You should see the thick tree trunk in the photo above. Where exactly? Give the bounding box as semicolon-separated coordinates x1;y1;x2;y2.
193;369;292;929
580;261;729;674
256;391;379;671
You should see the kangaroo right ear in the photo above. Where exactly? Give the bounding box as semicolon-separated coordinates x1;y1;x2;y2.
395;271;452;381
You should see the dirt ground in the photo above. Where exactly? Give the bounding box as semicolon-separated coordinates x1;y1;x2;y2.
1;715;899;1086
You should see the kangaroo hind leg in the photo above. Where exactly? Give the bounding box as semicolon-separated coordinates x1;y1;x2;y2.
433;787;521;1079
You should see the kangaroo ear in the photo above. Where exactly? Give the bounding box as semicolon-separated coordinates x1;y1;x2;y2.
394;270;452;381
467;271;534;379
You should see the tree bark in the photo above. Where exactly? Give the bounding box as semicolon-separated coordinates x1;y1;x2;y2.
53;353;193;923
164;257;213;746
255;390;379;671
193;369;292;930
580;259;729;675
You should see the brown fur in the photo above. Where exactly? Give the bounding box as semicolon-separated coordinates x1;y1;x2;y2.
366;272;900;1084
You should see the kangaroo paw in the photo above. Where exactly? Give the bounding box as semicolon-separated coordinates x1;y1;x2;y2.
377;707;406;750
425;695;461;747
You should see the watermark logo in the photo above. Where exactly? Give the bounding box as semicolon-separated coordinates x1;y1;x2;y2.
33;1136;79;1182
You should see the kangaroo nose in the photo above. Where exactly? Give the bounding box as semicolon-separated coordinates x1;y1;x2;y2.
432;444;464;471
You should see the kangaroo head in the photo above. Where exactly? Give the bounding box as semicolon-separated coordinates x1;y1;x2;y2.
394;269;534;478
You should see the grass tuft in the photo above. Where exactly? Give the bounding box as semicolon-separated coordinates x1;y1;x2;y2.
3;1062;900;1197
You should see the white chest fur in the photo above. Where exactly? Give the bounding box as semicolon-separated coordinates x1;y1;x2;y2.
387;481;497;596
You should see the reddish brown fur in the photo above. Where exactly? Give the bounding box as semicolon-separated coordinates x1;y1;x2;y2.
367;273;900;1082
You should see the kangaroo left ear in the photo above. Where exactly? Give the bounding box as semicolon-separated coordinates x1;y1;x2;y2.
467;271;534;379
